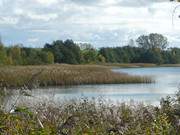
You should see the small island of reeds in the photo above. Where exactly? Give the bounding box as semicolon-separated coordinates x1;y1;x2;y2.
0;64;153;89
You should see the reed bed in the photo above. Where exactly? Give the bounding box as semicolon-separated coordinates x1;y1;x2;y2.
0;96;180;135
101;63;157;68
0;64;153;89
100;63;180;68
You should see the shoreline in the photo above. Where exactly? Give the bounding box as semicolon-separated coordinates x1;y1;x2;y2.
98;63;180;68
0;63;179;89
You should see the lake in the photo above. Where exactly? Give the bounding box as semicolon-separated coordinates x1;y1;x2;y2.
4;67;180;107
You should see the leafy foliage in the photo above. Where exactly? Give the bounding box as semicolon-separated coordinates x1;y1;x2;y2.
99;34;180;64
136;33;168;50
0;33;180;65
1;92;180;135
44;40;81;64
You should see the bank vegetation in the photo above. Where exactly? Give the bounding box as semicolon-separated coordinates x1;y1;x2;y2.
0;64;152;89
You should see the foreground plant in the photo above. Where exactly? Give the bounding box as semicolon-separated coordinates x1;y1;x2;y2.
0;92;180;135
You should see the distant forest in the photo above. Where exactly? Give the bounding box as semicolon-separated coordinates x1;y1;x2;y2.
0;33;180;65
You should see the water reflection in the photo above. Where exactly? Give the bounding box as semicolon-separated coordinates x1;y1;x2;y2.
5;67;180;107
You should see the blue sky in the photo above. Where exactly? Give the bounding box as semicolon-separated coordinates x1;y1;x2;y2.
0;0;180;48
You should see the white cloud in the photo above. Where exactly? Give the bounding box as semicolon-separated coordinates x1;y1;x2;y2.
35;0;58;6
26;12;58;21
0;16;19;25
27;37;39;42
0;0;180;47
14;8;24;15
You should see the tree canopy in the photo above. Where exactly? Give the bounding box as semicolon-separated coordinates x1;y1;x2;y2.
136;33;168;50
0;33;180;65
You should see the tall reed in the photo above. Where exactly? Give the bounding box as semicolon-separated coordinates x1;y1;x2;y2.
0;96;179;134
0;64;153;89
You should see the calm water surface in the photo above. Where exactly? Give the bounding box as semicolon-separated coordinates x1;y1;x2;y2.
6;67;180;106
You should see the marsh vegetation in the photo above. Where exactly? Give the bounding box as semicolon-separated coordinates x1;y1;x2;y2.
0;92;180;135
0;64;152;89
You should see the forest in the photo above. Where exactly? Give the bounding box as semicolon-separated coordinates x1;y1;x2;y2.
0;33;180;65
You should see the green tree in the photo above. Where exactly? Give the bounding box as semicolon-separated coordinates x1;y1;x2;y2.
9;45;23;65
0;44;7;65
140;49;163;64
99;48;117;63
81;48;98;63
43;39;81;64
5;56;13;65
46;52;54;64
97;54;106;63
136;33;168;50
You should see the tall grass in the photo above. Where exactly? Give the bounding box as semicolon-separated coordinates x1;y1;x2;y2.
0;95;180;135
101;63;157;68
100;63;180;68
0;64;153;89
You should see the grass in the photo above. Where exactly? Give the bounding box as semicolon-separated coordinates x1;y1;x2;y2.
101;63;157;68
160;64;180;67
99;63;180;68
0;95;180;135
0;64;179;134
0;64;153;89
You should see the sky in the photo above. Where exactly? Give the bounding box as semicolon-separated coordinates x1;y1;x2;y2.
0;0;180;48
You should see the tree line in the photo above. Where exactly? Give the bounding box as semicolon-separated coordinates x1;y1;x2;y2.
100;33;180;64
0;43;54;65
0;33;180;65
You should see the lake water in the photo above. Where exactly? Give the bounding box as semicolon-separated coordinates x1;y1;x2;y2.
4;67;180;107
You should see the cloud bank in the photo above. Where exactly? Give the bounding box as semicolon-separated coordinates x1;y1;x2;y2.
0;0;180;47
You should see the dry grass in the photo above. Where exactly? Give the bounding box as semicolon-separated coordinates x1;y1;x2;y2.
100;63;180;68
0;96;179;134
160;64;180;67
0;64;153;89
100;63;157;68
